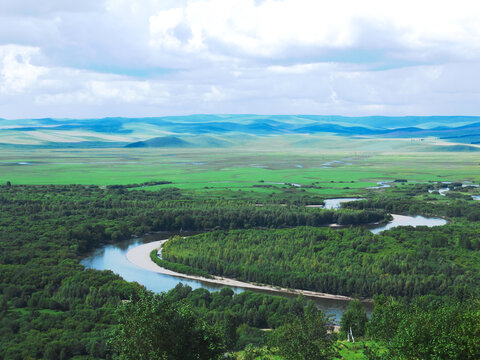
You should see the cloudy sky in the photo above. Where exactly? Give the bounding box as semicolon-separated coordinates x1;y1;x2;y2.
1;0;480;118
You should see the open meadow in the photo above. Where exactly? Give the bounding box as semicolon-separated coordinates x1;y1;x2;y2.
2;137;480;198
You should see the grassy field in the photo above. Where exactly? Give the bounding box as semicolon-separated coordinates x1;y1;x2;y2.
1;145;480;196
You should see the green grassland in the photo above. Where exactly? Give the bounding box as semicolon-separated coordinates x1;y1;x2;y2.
1;138;480;199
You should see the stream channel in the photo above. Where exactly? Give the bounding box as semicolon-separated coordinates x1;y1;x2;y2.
81;199;446;321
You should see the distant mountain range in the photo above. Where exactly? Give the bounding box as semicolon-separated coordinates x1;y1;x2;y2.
1;115;480;149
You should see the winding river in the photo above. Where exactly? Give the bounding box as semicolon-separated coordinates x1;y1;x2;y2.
81;199;447;321
81;232;361;321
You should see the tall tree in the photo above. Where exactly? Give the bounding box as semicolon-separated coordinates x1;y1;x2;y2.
340;299;368;340
110;292;224;360
272;311;337;360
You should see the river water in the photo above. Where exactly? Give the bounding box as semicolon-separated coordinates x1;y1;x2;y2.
322;198;364;210
369;214;447;234
81;199;446;321
81;232;230;294
81;232;360;321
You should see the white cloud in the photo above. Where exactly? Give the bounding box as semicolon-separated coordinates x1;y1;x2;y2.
1;0;480;118
268;63;335;74
0;45;47;93
148;0;480;61
149;8;193;50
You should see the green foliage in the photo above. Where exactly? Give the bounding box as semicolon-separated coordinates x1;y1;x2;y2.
2;181;480;358
110;292;224;360
162;224;480;298
0;295;8;318
0;184;151;358
369;295;480;359
166;283;324;337
4;184;377;358
223;311;239;351
239;344;277;360
235;324;266;351
367;295;404;342
340;300;368;339
335;340;385;360
272;311;337;360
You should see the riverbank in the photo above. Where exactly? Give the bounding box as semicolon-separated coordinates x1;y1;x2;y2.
126;239;356;302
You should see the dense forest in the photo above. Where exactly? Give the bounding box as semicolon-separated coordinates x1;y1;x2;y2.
112;284;338;359
0;184;386;250
367;293;480;359
0;184;382;359
162;223;480;298
2;183;480;358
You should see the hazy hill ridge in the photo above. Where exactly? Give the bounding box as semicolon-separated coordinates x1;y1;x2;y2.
1;115;480;148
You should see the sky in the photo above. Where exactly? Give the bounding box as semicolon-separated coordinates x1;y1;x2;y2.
1;0;480;119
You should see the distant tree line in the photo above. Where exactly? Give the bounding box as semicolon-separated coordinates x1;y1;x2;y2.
106;180;172;189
